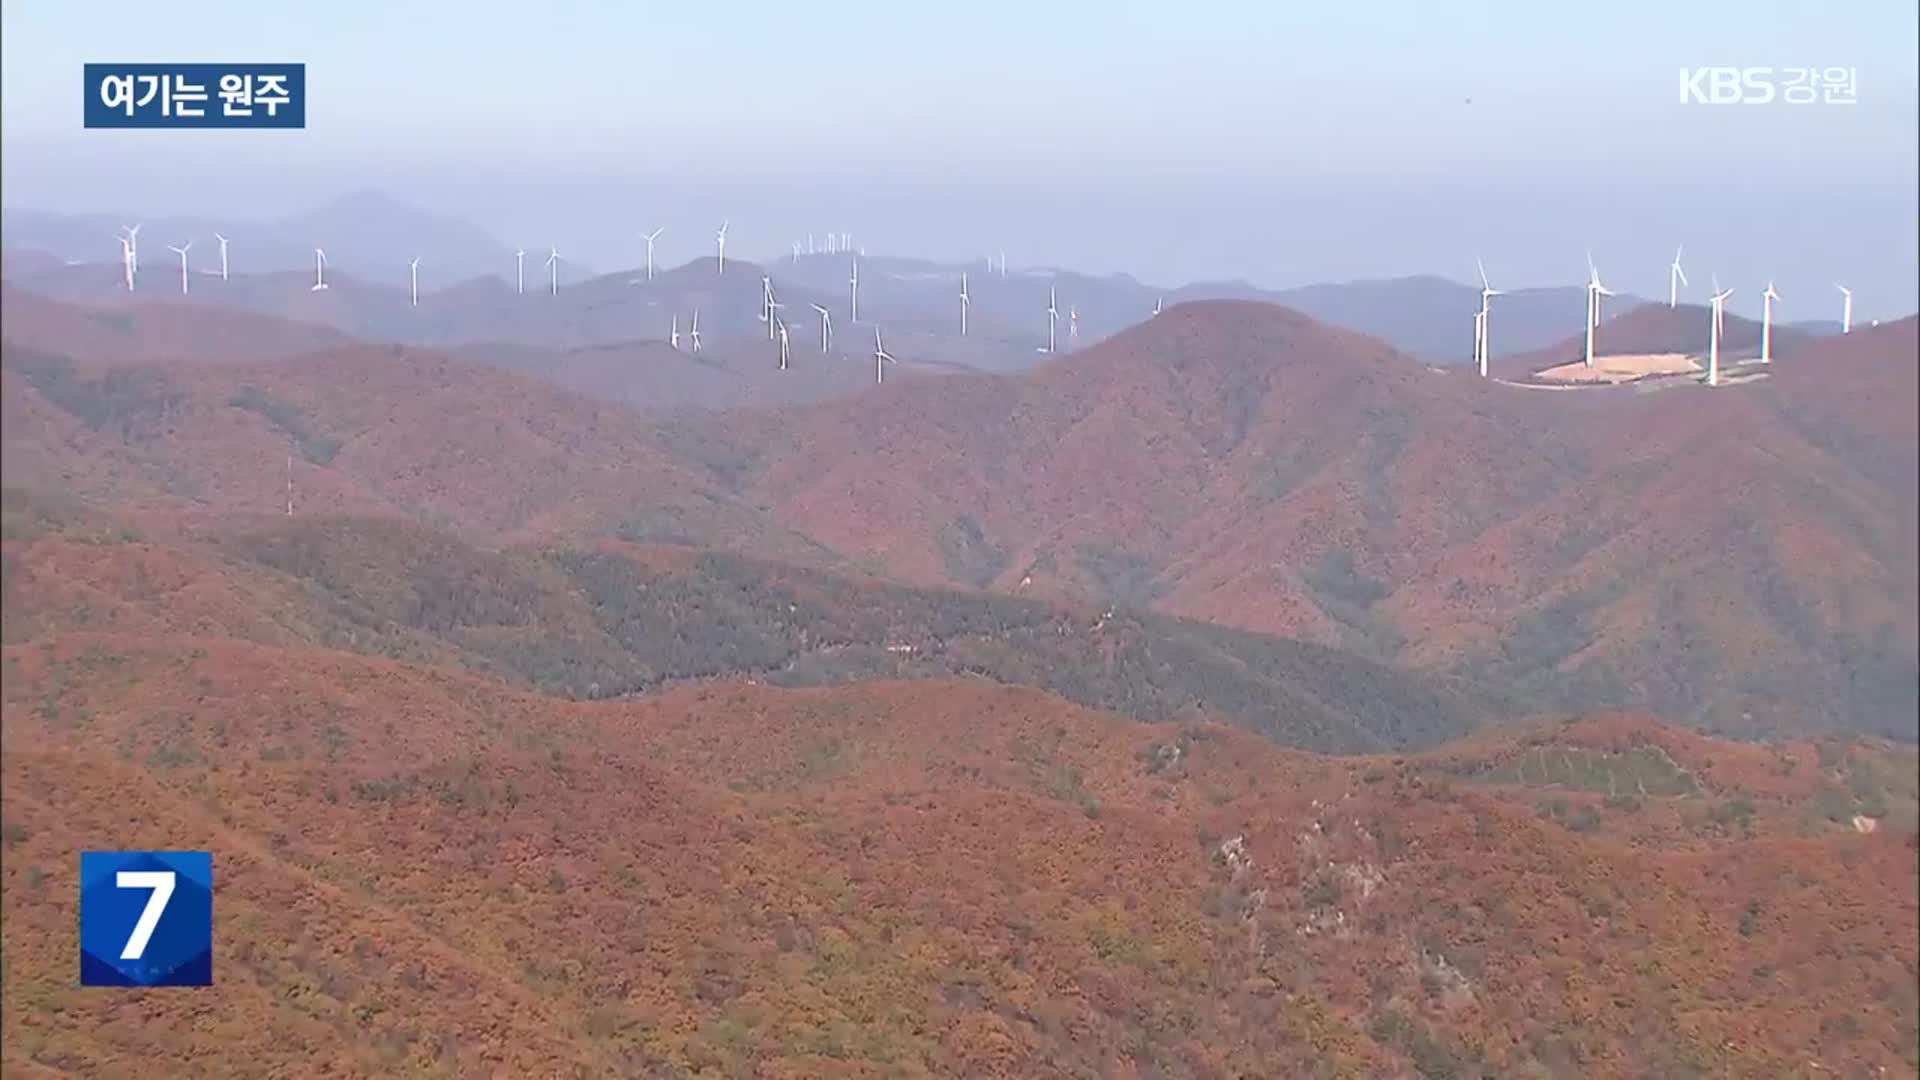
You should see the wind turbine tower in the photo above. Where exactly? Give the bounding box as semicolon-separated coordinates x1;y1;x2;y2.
409;257;420;307
311;248;329;291
1583;256;1615;367
1707;281;1734;387
716;221;729;275
850;255;860;322
166;240;193;295
515;249;525;295
960;272;970;336
1836;284;1853;333
545;247;560;296
777;316;790;370
1668;246;1688;307
873;326;897;384
1045;286;1058;353
811;303;832;353
1760;281;1779;362
214;233;230;281
691;309;702;352
643;227;664;282
1476;259;1505;378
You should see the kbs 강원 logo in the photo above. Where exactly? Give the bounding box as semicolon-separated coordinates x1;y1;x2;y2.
83;64;305;129
79;851;213;987
1678;67;1858;105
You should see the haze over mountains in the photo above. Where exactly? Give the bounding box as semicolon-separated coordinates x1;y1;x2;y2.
7;191;1846;368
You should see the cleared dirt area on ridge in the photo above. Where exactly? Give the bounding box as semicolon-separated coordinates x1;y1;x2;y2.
1536;351;1700;384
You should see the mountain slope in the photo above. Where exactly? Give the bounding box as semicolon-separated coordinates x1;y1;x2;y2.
709;301;1915;738
4;634;1913;1077
1;501;1528;753
4;301;1912;740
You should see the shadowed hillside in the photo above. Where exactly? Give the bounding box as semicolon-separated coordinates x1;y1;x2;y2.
2;501;1528;753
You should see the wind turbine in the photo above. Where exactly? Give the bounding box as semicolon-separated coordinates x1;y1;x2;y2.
117;234;134;291
777;316;790;370
122;224;142;278
515;249;525;295
1045;286;1058;353
1707;280;1734;387
409;257;420;307
960;272;970;336
1583;255;1615;367
1473;309;1486;374
1760;281;1780;362
1587;254;1615;327
1668;246;1688;307
690;309;702;352
849;255;860;322
762;277;786;341
1153;297;1163;317
715;220;729;275
311;248;329;291
873;326;897;384
166;240;193;295
213;233;230;281
1836;284;1853;333
1068;305;1079;346
642;227;664;281
545;247;560;296
810;303;832;352
1476;259;1506;378
671;313;680;350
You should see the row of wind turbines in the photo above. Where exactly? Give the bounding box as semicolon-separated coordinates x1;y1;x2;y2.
1468;247;1861;388
113;218;920;383
118;222;1864;392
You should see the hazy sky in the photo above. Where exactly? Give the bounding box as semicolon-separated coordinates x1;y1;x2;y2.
4;1;1917;318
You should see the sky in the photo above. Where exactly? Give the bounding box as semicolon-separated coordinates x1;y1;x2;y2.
4;0;1917;318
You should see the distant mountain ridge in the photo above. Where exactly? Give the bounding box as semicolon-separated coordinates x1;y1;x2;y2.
0;191;560;290
12;192;1820;367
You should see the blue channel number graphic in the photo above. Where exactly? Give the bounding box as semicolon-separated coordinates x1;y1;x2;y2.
79;851;213;987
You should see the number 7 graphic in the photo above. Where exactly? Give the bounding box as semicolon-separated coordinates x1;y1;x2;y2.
115;870;176;960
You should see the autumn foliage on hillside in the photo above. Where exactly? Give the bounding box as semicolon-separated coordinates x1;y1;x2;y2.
9;302;1909;739
3;291;1916;1076
3;634;1914;1077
